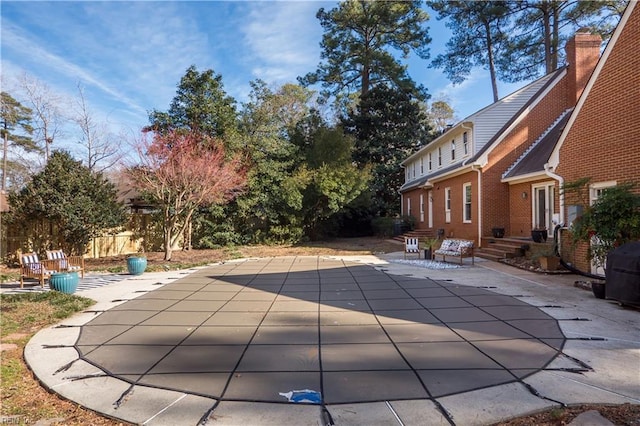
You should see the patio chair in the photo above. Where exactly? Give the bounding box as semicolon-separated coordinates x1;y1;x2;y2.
404;237;420;259
19;252;59;288
46;249;85;278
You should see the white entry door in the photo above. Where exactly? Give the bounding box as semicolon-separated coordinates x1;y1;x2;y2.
533;183;555;237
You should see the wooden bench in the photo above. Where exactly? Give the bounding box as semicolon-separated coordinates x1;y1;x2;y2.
432;239;475;265
46;249;85;278
19;252;59;288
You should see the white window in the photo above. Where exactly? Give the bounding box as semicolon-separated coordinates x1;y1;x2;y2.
428;152;432;171
407;197;412;216
412;162;416;178
420;194;424;222
590;181;617;205
445;187;451;223
463;183;472;223
438;147;442;167
451;140;456;161
420;156;424;174
463;132;469;155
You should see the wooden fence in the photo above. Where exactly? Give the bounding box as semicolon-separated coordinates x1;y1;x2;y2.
2;232;143;261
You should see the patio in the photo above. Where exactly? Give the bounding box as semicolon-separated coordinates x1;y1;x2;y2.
24;256;639;425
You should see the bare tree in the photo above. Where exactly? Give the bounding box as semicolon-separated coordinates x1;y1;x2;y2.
18;73;66;164
127;130;246;261
72;83;122;172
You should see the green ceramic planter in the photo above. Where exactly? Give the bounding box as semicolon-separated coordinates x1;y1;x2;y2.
127;257;147;275
49;272;79;294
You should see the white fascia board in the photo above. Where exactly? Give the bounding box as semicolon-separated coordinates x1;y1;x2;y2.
501;171;548;184
429;164;474;183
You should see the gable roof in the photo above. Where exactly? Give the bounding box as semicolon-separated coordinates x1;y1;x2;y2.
548;1;637;170
400;68;565;193
501;109;573;182
403;68;563;167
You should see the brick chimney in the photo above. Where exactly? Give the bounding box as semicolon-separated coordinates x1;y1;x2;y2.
565;29;602;103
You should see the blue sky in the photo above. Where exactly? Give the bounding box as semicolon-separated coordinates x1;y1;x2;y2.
1;1;529;148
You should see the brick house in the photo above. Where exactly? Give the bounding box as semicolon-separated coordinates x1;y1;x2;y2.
548;2;640;274
400;29;602;247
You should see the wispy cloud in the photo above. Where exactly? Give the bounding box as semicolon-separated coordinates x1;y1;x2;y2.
432;68;493;119
1;19;147;117
241;2;326;84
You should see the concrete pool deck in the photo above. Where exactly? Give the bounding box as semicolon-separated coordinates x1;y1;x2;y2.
22;254;640;425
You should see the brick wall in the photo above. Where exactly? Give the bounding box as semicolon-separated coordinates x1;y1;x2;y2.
433;172;478;241
556;6;640;272
484;77;571;237
403;172;479;244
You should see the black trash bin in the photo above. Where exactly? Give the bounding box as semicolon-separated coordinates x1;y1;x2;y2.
605;241;640;307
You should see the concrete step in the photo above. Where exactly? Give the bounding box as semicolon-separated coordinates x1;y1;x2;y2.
479;237;529;260
474;249;505;262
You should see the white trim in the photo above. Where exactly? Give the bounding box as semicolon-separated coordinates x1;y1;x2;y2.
444;187;451;223
531;181;556;233
549;2;636;170
428;190;433;228
590;180;617;205
502;171;548;184
463;182;472;223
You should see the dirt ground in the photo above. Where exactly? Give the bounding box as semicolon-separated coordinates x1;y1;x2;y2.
2;237;639;425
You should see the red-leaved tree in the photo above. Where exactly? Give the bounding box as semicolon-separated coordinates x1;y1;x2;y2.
128;130;246;260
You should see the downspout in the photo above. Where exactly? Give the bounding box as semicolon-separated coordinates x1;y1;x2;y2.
544;163;564;225
544;163;564;256
471;165;482;248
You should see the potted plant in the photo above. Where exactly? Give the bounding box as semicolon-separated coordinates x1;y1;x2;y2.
49;271;80;294
422;237;440;260
531;245;560;271
491;227;505;238
538;254;560;271
591;281;606;299
126;252;147;275
531;227;548;243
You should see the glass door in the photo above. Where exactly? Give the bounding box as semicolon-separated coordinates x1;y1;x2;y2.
533;183;555;238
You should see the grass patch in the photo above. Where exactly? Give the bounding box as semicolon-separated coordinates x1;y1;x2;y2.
1;292;100;423
1;292;95;338
0;272;20;283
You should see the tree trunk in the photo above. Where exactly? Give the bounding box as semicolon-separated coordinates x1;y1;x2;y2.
542;1;553;74
2;130;8;191
551;3;560;71
485;20;499;102
182;213;193;251
163;209;173;261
